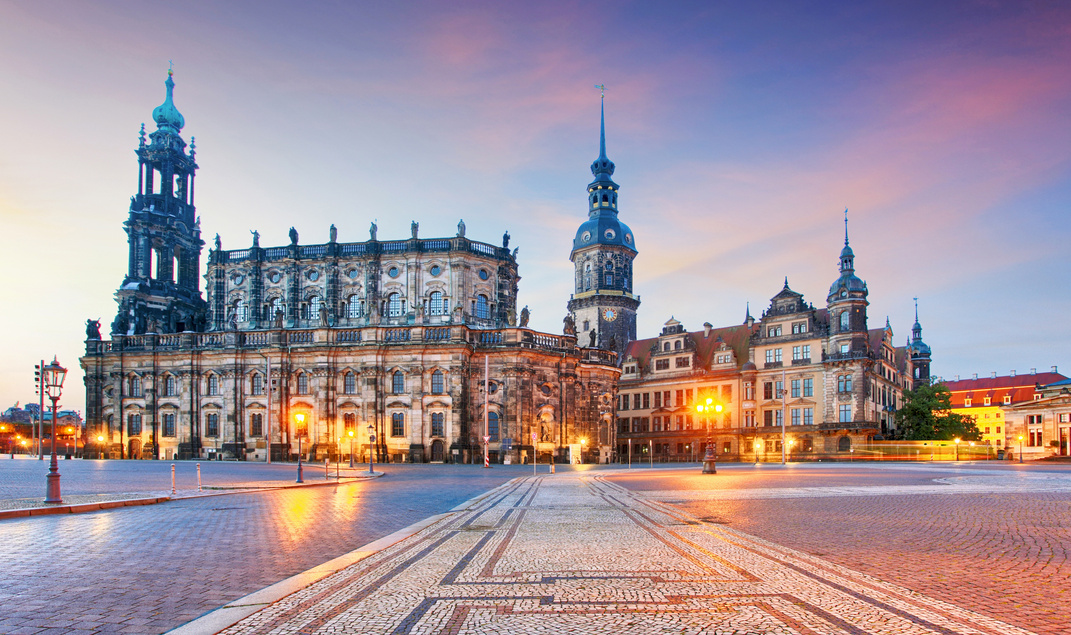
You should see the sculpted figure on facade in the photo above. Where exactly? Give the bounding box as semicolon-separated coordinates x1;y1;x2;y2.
519;306;530;327
85;319;102;340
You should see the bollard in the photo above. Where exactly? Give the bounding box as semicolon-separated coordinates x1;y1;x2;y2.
325;457;329;480
171;464;176;496
196;462;202;492
336;458;340;480
550;460;555;474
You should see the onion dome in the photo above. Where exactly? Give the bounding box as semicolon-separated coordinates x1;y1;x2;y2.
152;70;185;134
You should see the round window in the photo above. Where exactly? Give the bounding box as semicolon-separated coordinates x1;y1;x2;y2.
581;231;591;242
268;272;281;284
604;229;616;240
625;233;633;244
232;273;244;285
488;382;498;394
478;269;489;280
430;265;441;276
388;266;400;278
307;270;319;281
540;384;552;396
347;269;360;279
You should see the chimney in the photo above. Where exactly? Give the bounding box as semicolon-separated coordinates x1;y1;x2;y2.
1011;370;1016;377
1031;368;1036;375
972;373;978;380
703;322;712;338
1053;365;1058;373
955;374;960;381
991;372;996;379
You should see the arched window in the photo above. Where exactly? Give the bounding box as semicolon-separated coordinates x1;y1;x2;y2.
250;413;263;437
429;291;445;316
391;412;405;437
343;372;356;395
235;299;247;322
388;293;404;317
431;412;444;437
251;373;263;395
343;412;356;432
163;375;176;397
601;193;609;203
270;297;284;321
663;342;670;352
129;376;142;397
431;370;444;394
392;371;405;394
488;411;500;441
297;372;309;395
840;311;850;330
475;295;489;319
347;294;362;318
303;296;322;320
206;374;219;396
584;263;592;290
674;340;682;351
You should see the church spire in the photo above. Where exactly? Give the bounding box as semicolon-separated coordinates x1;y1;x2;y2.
839;208;855;274
152;66;185;134
589;84;616;183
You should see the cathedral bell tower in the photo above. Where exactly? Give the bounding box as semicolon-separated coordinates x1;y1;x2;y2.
907;299;932;389
567;87;639;362
112;69;206;335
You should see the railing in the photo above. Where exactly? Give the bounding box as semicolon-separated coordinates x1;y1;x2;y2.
422;239;451;251
531;333;568;349
470;242;496;256
157;335;183;348
242;332;270;346
823;351;871;362
228;249;251;261
336;329;362;343
287;330;314;344
384;328;411;342
264;247;288;259
763;361;783;369
475;331;503;346
382;241;408;252
300;245;327;258
424;327;451;342
791;358;812;365
198;333;226;347
339;243;366;256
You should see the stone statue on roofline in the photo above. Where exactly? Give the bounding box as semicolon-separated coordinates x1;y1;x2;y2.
519;306;530;327
85;319;102;340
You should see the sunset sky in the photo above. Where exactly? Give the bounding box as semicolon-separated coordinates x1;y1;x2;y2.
1;0;1069;412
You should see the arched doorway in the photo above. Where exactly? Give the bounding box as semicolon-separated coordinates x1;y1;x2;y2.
129;438;142;459
838;436;851;452
431;440;444;462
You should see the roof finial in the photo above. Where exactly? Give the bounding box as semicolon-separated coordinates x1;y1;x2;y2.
595;84;607;159
783;276;789;289
168;59;174;76
844;207;849;246
914;296;919;322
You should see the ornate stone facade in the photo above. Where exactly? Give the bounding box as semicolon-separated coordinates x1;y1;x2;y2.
80;73;620;463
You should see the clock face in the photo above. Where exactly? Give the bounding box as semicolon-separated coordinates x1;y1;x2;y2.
603;308;618;322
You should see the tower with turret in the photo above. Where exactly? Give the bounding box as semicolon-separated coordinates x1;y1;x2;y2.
111;69;206;336
567;89;639;361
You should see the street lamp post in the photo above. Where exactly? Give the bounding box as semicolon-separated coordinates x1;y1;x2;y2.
97;435;105;460
294;413;305;483
954;437;960;461
367;423;375;474
1018;434;1024;463
348;429;355;468
42;357;67;504
696;397;722;474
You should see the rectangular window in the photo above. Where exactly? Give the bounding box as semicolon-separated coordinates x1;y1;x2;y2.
791;379;800;398
344;373;357;395
632;417;641;433
803;378;814;397
391;412;405;437
775;380;783;396
685;415;693;430
205;413;219;437
165;376;176;397
767;325;781;337
655;359;669;370
792;322;806;334
298;373;309;395
745;383;754;400
765;350;774;363
720;384;732;401
744;411;755;427
1003;395;1012;405
791;408;800;426
641;417;649;432
775;410;783;426
764;382;773;400
250;413;263;437
675;415;684;430
675;390;683;407
964;398;972;407
652;416;662;432
619;395;629;411
162;413;175;437
343;413;356;432
633;393;641;410
764;410;774;426
676;356;690;368
802;345;810;360
127;413;142;436
431;412;444;437
774;349;782;363
839;405;852;423
984;397;991;406
206;375;218;396
803;407;814;425
618;418;629;433
251;374;263;396
792;346;801;361
1029;429;1043;446
642;393;650;409
654;392;662;408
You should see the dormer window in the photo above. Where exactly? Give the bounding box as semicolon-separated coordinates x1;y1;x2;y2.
964;398;972;407
984;397;991;406
1003;395;1011;405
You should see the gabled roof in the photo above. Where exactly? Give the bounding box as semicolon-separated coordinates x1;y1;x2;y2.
943;372;1067;408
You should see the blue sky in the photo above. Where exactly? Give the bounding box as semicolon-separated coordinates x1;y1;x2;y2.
1;0;1069;411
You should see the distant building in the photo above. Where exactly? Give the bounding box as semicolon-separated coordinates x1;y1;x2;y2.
81;72;620;463
944;368;1066;451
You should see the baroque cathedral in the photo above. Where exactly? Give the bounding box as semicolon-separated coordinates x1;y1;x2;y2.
81;72;622;463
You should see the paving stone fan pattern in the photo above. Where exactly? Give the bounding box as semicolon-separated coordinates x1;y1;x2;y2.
220;473;1037;634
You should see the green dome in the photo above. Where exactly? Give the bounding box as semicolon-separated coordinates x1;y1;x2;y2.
152;71;185;133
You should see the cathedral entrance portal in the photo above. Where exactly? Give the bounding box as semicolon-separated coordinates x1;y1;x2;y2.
129;438;142;459
431;440;444;462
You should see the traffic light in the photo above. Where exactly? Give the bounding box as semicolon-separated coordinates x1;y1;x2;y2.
34;364;41;396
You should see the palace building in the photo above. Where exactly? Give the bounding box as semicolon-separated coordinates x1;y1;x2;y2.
80;71;621;463
614;228;930;462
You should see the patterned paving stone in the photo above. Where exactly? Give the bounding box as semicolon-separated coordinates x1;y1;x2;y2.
217;471;1040;634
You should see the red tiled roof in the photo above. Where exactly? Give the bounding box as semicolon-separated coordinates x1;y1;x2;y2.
624;323;755;370
943;372;1066;407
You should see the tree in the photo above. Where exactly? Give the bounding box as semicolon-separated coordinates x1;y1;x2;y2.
895;383;980;441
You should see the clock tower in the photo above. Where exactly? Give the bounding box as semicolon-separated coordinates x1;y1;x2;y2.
567;89;639;362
